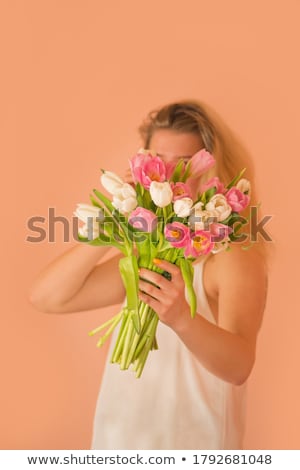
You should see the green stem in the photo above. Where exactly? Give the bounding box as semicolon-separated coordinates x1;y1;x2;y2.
96;313;122;347
120;313;135;369
125;301;149;369
132;308;156;361
152;335;158;350
119;256;140;333
88;311;122;337
110;309;130;363
134;314;159;378
111;247;175;376
163;206;168;224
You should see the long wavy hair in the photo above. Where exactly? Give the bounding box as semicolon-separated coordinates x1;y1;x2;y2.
138;99;271;262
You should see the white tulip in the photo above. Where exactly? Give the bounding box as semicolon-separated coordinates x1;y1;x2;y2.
112;196;137;214
114;183;136;200
193;201;204;211
100;171;124;195
189;208;219;231
174;197;194;217
236;178;251;195
74;203;104;223
205;194;232;221
78;223;100;240
74;203;103;240
149;181;173;208
112;183;137;214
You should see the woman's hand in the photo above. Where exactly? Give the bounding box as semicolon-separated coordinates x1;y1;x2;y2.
138;258;191;331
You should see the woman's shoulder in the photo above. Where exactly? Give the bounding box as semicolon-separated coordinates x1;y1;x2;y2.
211;242;268;290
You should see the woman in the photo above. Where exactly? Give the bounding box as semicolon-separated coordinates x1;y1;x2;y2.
29;100;268;450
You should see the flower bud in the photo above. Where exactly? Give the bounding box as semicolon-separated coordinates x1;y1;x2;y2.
174;197;193;217
149;181;173;208
100;171;124;195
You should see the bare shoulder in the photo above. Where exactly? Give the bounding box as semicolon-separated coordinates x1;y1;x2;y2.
210;244;268;340
213;243;268;290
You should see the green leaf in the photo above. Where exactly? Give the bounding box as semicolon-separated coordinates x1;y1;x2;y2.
119;256;141;333
89;193;128;245
204;186;217;200
89;194;103;209
181;161;191;182
178;258;197;318
221;211;240;225
136;237;151;268
232;222;244;233
171;159;185;182
93;188;115;213
156;232;166;252
93;189;131;247
135;182;144;206
76;231;107;244
76;233;89;243
226;168;247;190
150;239;159;260
142;189;154;210
78;231;127;254
200;192;206;205
198;186;217;207
229;232;246;242
136;182;144;196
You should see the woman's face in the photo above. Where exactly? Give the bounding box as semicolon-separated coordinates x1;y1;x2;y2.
149;129;203;164
149;129;204;197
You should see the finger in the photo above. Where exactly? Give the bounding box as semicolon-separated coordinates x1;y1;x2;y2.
139;268;172;289
138;279;166;303
138;290;161;312
152;258;181;278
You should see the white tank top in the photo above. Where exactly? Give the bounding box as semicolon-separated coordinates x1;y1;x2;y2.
91;256;247;450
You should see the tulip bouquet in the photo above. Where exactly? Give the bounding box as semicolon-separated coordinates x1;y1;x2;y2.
74;148;251;378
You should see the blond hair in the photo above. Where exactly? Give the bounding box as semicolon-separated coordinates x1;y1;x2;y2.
138;99;272;263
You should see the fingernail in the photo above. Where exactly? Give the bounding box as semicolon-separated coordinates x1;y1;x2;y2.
153;258;161;264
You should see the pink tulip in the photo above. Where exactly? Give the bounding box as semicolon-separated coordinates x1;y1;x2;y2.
184;230;214;257
171;182;192;201
129;151;166;190
209;223;233;242
226;187;250;212
165;161;177;180
200;176;225;194
129;151;152;182
188;149;215;179
128;207;158;232
164;222;190;248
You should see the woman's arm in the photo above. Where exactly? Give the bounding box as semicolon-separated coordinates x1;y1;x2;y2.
29;244;125;314
138;245;268;385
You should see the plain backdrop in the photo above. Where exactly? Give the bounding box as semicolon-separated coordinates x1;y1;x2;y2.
1;0;299;449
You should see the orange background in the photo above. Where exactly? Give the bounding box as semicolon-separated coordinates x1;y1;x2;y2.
1;1;299;449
